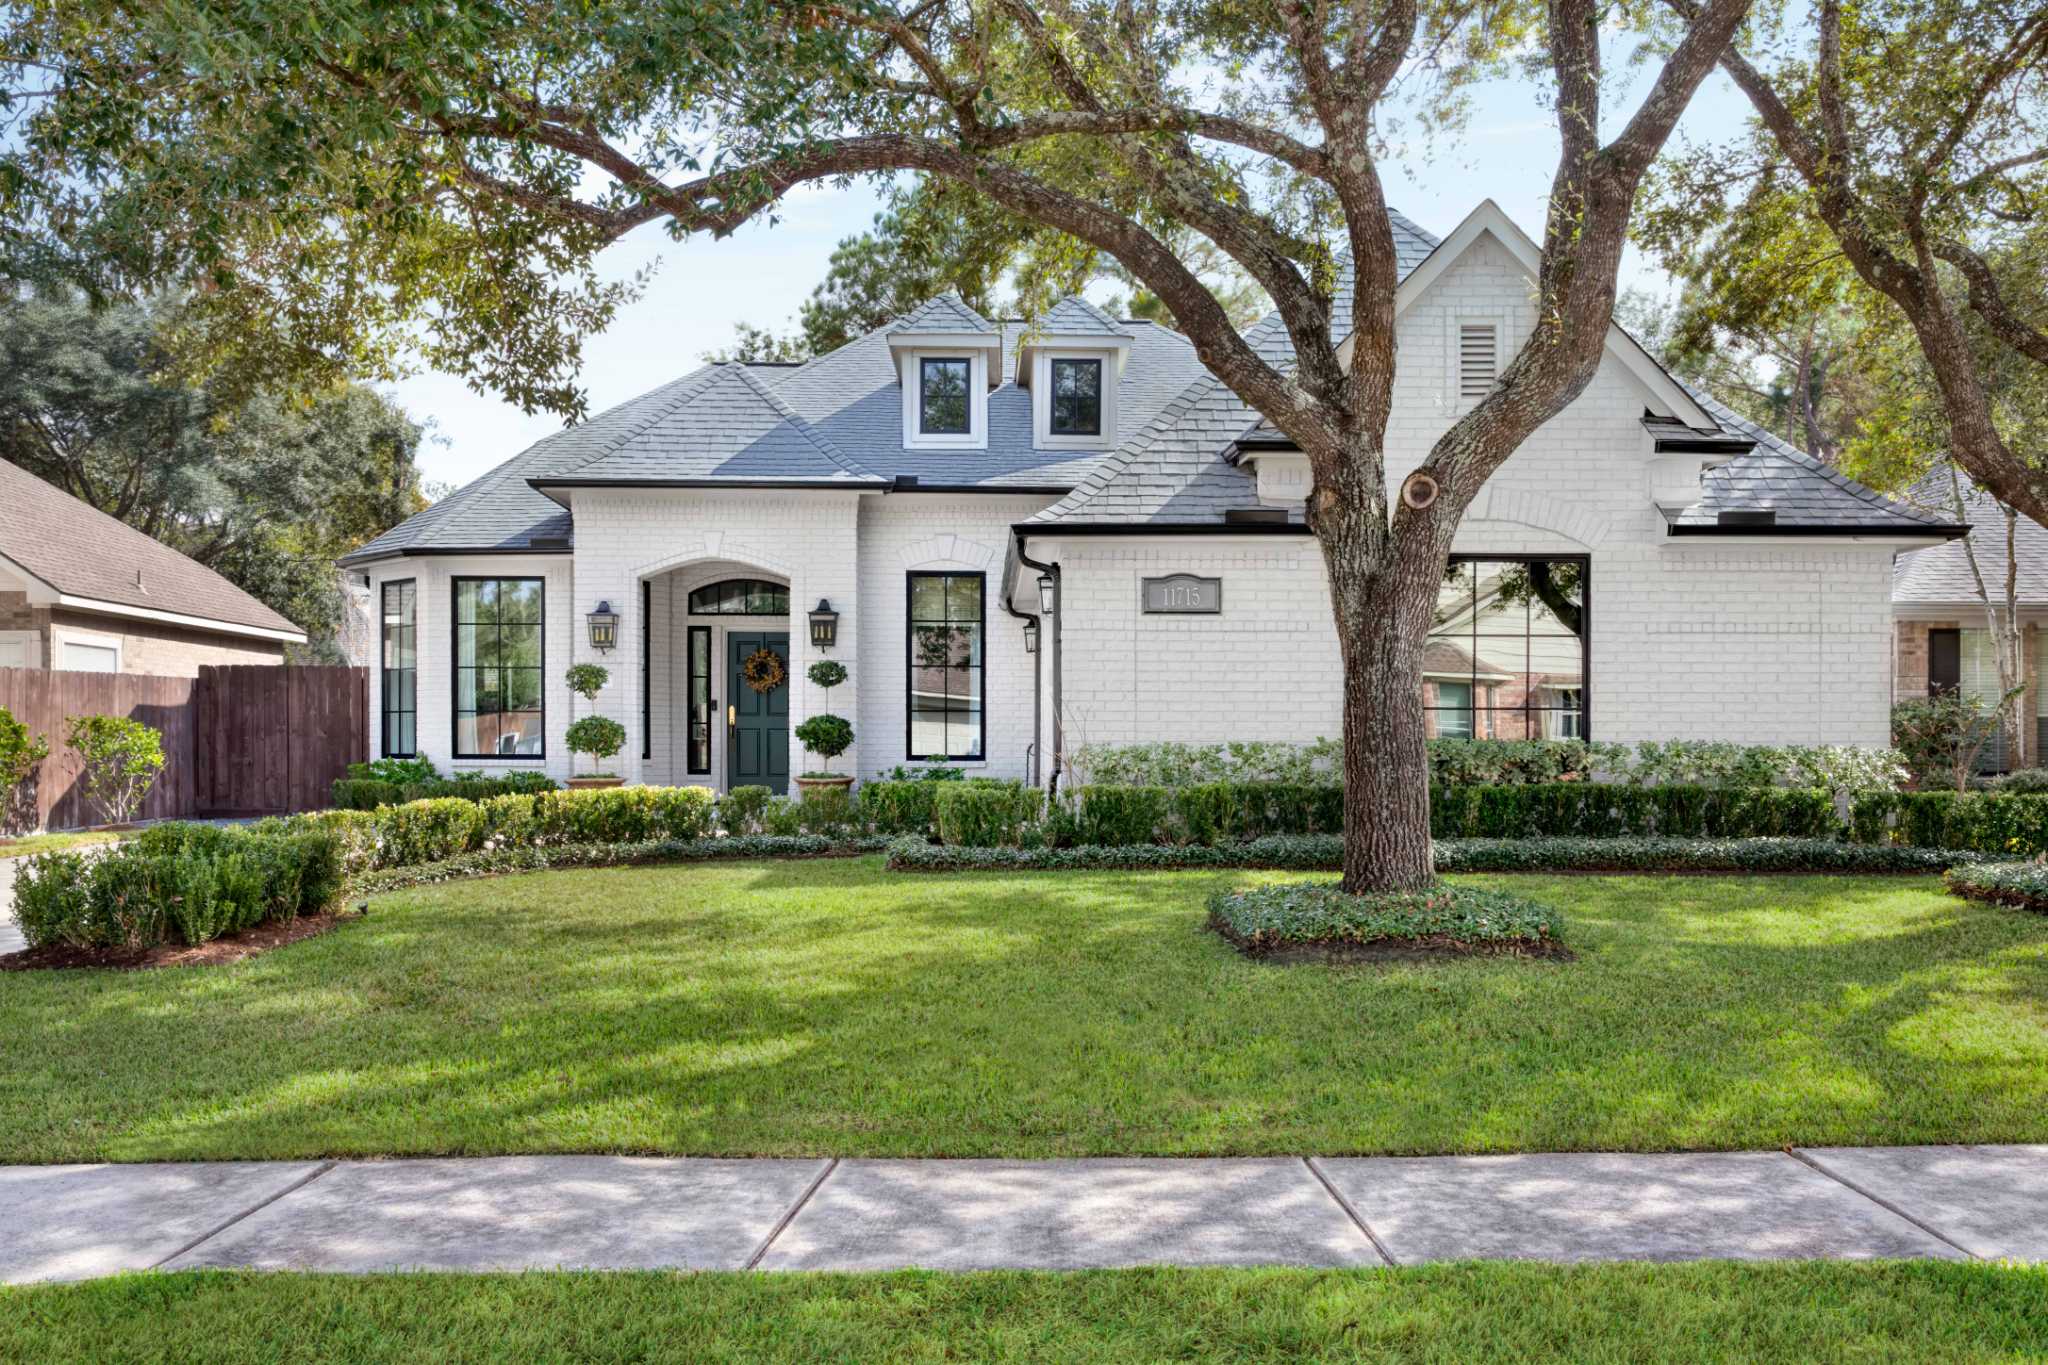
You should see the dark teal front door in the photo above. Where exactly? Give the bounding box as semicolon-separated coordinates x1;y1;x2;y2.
727;631;789;795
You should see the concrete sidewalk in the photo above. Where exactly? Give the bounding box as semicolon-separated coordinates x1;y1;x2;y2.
4;1146;2043;1283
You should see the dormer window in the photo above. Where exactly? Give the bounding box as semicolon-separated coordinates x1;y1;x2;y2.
919;358;972;436
1049;358;1102;436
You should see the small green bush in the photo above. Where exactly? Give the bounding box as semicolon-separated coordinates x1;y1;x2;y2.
933;782;1044;847
793;714;854;775
331;778;404;810
1209;882;1563;952
760;797;805;837
65;714;165;825
565;715;627;774
1848;790;2048;855
0;704;49;835
795;786;857;834
1428;783;1836;840
347;757;438;785
13;823;343;950
721;785;772;834
1076;784;1172;845
858;780;939;835
1987;768;2048;795
378;797;488;866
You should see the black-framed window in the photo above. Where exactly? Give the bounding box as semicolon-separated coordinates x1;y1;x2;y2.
687;579;789;615
907;572;985;760
919;357;971;435
1427;556;1588;741
1049;357;1103;436
687;625;712;775
380;579;416;757
641;579;651;762
453;577;545;758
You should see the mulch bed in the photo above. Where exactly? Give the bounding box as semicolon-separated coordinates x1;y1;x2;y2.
0;910;355;973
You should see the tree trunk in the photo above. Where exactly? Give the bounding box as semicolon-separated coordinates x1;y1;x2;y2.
1319;514;1441;894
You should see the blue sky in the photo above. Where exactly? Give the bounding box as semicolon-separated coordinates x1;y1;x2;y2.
393;66;1754;491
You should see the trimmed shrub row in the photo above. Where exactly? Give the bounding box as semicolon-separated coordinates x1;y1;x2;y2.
1209;882;1563;952
886;834;1979;875
1430;784;1837;840
1848;790;2048;856
331;771;558;810
1943;861;2048;912
271;786;720;873
14;823;344;950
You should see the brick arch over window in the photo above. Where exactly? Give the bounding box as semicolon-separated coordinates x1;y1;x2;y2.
897;534;1000;573
1460;487;1607;550
633;535;794;582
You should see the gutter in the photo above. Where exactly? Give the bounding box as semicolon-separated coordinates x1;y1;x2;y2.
1007;519;1311;537
1012;530;1063;798
995;542;1042;789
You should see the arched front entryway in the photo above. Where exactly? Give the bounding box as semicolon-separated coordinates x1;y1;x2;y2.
640;560;792;794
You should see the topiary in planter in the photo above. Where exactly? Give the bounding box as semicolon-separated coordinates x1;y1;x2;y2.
565;715;626;784
794;713;854;778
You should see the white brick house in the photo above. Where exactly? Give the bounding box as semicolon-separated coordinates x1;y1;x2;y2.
341;203;1962;794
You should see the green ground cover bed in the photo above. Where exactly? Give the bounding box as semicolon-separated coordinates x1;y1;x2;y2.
886;834;1975;875
1209;882;1568;962
5;1264;2045;1363
3;859;2045;1162
1944;861;2048;912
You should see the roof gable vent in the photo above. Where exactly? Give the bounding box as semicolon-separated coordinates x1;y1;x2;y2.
1458;323;1499;401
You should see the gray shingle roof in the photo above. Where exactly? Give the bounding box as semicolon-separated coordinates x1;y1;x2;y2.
1028;296;1133;339
0;458;303;636
1668;392;1962;536
1893;470;2044;604
531;362;880;487
886;293;996;334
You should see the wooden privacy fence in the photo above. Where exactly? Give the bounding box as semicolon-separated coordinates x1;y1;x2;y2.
0;664;366;831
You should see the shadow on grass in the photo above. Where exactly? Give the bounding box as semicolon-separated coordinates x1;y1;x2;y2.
2;861;2044;1163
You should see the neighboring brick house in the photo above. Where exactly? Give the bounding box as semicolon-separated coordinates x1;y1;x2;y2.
341;201;1963;796
1893;475;2048;769
0;459;305;675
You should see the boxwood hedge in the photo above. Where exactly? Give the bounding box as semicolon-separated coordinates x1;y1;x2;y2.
1942;861;2048;911
1209;881;1564;952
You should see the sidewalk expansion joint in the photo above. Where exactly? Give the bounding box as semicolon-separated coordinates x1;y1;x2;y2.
746;1157;838;1270
150;1160;338;1270
1786;1147;1979;1261
1303;1157;1397;1266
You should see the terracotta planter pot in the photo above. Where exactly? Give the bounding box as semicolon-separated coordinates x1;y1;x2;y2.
567;776;624;790
794;774;855;798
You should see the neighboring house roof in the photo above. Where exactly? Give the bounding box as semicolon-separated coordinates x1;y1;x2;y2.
1892;471;2048;606
0;458;305;640
1666;392;1962;538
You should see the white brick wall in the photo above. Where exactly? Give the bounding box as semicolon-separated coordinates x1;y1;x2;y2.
358;232;1907;781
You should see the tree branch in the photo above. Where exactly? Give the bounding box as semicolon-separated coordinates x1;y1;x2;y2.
1934;236;2048;368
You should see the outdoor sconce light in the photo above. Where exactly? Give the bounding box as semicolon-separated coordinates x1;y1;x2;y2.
1022;618;1039;654
586;600;619;653
808;598;840;649
1036;572;1057;614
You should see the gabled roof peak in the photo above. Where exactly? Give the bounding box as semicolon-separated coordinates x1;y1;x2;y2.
886;292;996;334
1027;295;1133;340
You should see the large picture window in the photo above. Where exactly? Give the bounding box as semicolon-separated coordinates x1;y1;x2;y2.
919;357;971;435
687;625;712;775
1049;358;1103;436
453;577;544;758
1427;556;1587;740
381;579;416;757
907;572;984;760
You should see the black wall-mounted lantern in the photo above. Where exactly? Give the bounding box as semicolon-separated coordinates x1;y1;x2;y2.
587;600;619;653
1036;572;1056;614
808;598;840;649
1022;618;1039;654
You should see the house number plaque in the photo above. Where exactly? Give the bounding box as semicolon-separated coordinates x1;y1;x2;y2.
1141;574;1222;614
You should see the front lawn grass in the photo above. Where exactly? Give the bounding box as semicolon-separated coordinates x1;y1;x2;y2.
6;1263;2046;1363
0;830;122;859
1;858;2045;1162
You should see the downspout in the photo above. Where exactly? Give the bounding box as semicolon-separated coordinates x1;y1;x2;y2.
1014;532;1063;797
996;542;1042;789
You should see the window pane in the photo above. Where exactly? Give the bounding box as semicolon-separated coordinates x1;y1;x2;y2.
1433;565;1474;631
920;358;970;434
908;573;985;759
944;575;982;621
1050;358;1102;435
910;576;947;620
1524;561;1584;636
463;579;498;623
504;667;542;711
499;579;542;623
498;623;542;669
456;623;492;669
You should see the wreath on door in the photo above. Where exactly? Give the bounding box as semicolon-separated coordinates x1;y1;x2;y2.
740;646;787;694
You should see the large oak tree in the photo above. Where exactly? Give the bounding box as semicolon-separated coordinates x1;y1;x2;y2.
1640;0;2048;523
2;0;1746;890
